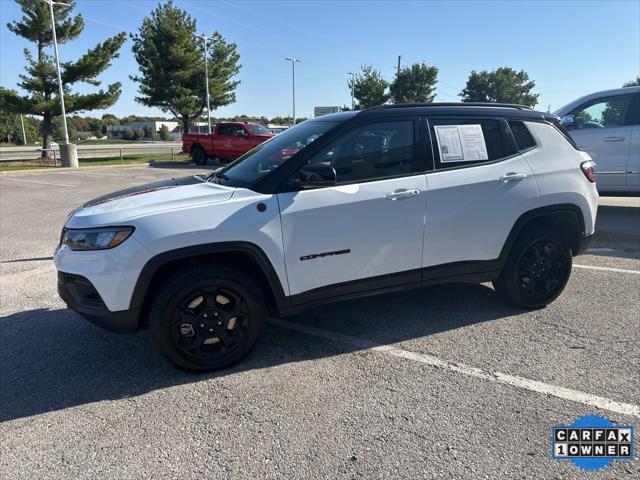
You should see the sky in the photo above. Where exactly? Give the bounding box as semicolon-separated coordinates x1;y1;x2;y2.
1;0;639;119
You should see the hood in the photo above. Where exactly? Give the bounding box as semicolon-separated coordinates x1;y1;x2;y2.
67;175;235;227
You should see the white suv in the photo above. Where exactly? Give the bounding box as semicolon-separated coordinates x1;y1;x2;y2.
555;86;640;194
55;104;599;372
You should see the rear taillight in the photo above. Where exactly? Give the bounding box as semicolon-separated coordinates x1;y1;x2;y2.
581;161;596;183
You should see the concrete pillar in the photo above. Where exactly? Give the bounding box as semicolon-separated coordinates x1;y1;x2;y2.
60;143;78;168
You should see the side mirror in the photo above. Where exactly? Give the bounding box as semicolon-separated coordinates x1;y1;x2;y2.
298;163;336;188
561;115;575;130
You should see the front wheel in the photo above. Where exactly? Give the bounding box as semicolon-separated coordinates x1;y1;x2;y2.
149;265;266;372
493;229;572;309
191;147;208;165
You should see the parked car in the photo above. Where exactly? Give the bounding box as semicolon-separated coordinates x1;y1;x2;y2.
182;121;274;165
55;103;598;372
555;86;640;194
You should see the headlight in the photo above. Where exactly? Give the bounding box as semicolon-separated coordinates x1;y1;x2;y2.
61;226;134;251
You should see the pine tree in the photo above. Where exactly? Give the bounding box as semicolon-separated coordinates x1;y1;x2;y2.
130;0;241;132
0;0;126;152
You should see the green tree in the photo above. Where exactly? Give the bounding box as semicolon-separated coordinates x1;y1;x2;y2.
0;109;38;144
52;115;77;141
460;67;539;107
0;0;126;153
348;65;389;109
130;1;241;132
158;124;171;141
623;76;640;87
390;62;438;104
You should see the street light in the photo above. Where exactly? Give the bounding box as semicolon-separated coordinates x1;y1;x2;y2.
194;34;213;135
41;0;70;144
285;58;301;127
347;72;357;110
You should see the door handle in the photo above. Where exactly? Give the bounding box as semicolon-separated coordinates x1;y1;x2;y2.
603;136;625;142
384;188;421;200
499;172;528;182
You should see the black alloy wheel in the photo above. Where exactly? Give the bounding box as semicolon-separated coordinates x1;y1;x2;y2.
493;229;572;309
516;239;569;301
172;287;250;360
149;265;265;372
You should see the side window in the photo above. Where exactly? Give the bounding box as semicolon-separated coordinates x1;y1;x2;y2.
428;118;517;169
309;120;421;184
218;124;234;135
231;125;247;136
570;96;628;129
508;120;536;151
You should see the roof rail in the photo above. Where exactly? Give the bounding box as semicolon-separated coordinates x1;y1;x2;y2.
366;102;534;111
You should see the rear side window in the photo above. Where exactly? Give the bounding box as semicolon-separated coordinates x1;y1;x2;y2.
625;94;640;126
428;118;517;169
508;121;536;151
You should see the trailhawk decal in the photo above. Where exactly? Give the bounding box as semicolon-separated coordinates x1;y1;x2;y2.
300;249;351;261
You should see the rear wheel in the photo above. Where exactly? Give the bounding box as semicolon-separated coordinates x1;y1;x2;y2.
191;146;207;165
149;265;265;372
493;228;572;309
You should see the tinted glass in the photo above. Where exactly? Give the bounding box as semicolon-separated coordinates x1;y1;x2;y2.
309;121;419;183
571;97;628;129
508;120;536;151
217;124;234;135
624;94;640;126
215;121;337;187
429;118;517;169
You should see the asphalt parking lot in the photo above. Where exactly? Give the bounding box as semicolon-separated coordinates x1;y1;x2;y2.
1;164;639;479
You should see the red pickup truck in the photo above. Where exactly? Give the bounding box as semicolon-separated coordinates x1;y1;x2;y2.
182;122;274;165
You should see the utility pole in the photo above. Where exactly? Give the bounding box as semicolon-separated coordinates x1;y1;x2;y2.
20;115;27;145
397;55;401;79
194;34;213;135
285;58;301;127
348;72;356;110
42;0;77;167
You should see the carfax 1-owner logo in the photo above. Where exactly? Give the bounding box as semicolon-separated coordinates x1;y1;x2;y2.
552;414;635;471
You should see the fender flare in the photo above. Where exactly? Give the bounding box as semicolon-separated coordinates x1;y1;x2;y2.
498;203;586;262
129;241;289;312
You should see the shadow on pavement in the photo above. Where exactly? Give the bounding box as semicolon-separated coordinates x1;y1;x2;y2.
0;283;520;422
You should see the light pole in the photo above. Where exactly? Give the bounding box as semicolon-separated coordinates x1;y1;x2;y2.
285;58;301;126
348;72;356;110
42;0;70;144
194;34;213;135
20;115;27;145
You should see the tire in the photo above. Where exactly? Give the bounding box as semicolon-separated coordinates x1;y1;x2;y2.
149;264;266;372
493;228;572;309
191;147;208;165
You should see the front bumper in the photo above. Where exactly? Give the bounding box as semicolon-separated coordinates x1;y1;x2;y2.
575;232;594;256
58;272;140;333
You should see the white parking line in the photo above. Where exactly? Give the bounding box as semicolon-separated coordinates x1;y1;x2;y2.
574;264;640;275
0;177;75;187
270;318;640;418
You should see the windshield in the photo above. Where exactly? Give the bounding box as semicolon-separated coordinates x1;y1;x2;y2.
211;121;338;187
247;124;271;135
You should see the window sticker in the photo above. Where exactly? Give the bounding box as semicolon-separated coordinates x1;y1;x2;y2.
434;124;488;162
